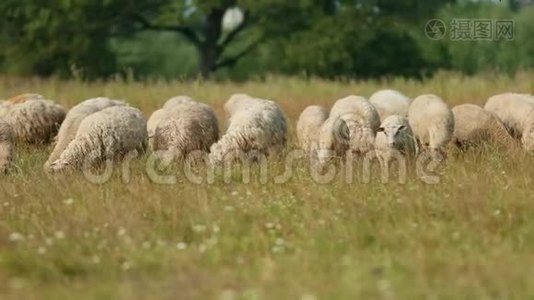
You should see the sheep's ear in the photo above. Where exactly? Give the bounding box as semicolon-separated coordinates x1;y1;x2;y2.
377;127;384;132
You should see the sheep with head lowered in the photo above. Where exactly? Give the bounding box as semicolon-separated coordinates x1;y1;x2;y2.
45;97;127;168
374;115;418;173
369;89;411;121
296;105;329;155
484;93;534;151
408;94;454;160
316;116;350;166
0;120;13;174
0;94;66;144
452;104;521;153
209;95;287;165
47;106;147;172
151;99;219;160
329;95;380;154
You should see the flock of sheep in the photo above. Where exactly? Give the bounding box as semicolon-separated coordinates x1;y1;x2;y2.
0;91;532;176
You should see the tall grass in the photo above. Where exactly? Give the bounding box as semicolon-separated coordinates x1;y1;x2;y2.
0;72;533;299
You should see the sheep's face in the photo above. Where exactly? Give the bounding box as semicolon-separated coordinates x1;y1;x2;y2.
376;125;407;148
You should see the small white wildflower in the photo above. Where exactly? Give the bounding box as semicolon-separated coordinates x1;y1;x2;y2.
9;232;24;242
193;224;207;233
265;223;275;229
230;190;239;196
37;246;47;255
318;219;326;225
271;245;284;254
3;201;9;207
212;224;220;233
198;243;207;253
494;209;502;216
275;238;284;246
91;256;101;264
63;198;74;205
275;223;282;230
246;191;252;196
54;231;65;240
156;240;167;247
121;261;131;271
176;242;187;250
117;227;126;236
45;238;54;246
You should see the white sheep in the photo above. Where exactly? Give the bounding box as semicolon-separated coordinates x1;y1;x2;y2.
48;106;147;172
162;95;196;109
45;97;127;168
0;96;66;144
316;116;350;166
151;101;219;159
209;96;287;165
0;120;13;173
296;105;329;155
408;94;454;159
374;115;418;172
369;89;411;121
224;93;266;116
452;104;521;153
330;95;380;154
484;93;534;151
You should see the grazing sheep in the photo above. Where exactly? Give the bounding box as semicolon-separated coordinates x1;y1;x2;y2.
0;97;66;144
330;95;380;154
374;115;418;171
45;97;127;168
408;94;454;159
152;101;219;159
224;93;266;116
452;104;521;153
162;95;196;109
316;116;350;166
48;106;147;172
0;120;13;173
6;93;44;104
484;93;534;151
296;105;329;155
369;89;411;121
209;96;287;165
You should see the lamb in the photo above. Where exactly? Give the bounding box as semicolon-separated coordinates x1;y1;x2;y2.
484;93;534;151
0;96;66;144
369;89;411;121
48;106;147;172
209;96;287;165
45;97;127;168
296;105;329;155
329;95;380;154
452;104;521;153
0;120;13;173
374;115;418;172
408;94;454;159
151;101;219;159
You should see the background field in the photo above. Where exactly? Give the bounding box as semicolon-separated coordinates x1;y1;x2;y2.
1;73;534;299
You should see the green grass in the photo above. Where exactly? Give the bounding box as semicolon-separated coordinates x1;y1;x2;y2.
0;72;534;299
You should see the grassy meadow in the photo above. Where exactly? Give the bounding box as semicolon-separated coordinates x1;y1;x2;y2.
0;72;534;299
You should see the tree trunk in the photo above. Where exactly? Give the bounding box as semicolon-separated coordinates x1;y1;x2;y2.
197;8;225;78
